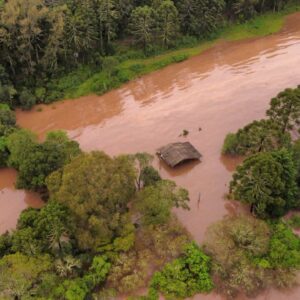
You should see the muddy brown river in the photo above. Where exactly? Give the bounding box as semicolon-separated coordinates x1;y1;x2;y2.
1;12;300;300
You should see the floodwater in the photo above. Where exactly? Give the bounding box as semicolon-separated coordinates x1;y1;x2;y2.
4;11;300;299
0;169;43;233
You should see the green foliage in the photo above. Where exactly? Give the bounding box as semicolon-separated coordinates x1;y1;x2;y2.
6;129;37;169
156;0;180;48
178;0;225;37
266;86;300;133
84;256;111;289
136;180;189;225
150;242;213;299
0;104;16;126
222;120;291;156
230;149;298;218
0;253;53;299
222;132;239;155
266;222;300;269
107;217;190;294
0;0;296;105
0;233;12;258
6;129;80;190
288;214;300;229
12;201;74;255
230;0;259;20
47;151;136;251
129;6;156;50
204;216;300;297
19;88;37;110
140;166;161;187
55;278;90;300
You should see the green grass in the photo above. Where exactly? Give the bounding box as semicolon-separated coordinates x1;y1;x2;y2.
47;3;300;101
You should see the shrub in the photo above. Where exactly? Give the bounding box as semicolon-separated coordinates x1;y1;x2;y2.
150;242;213;299
19;88;37;110
288;214;300;229
222;133;239;155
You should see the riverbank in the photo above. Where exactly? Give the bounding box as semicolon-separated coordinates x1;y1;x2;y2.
45;2;300;102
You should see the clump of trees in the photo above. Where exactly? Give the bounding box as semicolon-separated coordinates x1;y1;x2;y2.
204;215;300;298
230;149;298;218
0;108;196;299
6;129;81;191
47;151;137;251
223;86;300;156
222;86;300;219
222;119;291;156
218;87;300;297
0;104;17;166
0;0;295;109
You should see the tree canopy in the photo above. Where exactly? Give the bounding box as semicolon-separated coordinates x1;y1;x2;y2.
266;86;300;133
47;151;136;251
222;119;291;156
204;216;300;298
230;149;299;218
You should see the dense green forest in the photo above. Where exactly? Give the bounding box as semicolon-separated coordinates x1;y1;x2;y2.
0;0;298;109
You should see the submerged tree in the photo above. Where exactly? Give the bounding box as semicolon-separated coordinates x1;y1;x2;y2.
6;130;81;191
230;149;298;218
204;216;300;298
222;119;291;156
136;179;189;225
266;86;300;134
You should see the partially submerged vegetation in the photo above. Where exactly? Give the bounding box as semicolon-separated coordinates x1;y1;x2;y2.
2;86;300;299
1;1;300;300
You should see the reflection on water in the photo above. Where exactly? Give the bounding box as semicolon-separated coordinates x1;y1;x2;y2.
12;12;300;300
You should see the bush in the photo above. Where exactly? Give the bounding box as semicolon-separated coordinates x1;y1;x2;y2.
19;88;37;110
0;104;16;126
288;214;300;229
150;242;213;299
171;53;189;63
222;133;239;155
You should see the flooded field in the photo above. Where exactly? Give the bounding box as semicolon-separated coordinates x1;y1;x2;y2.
2;12;300;300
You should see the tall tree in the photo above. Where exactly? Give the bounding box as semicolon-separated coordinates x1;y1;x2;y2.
177;0;225;37
156;0;180;48
230;149;298;218
47;151;136;251
266;87;300;134
129;5;155;50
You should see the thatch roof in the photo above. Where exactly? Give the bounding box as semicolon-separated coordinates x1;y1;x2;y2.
157;142;202;168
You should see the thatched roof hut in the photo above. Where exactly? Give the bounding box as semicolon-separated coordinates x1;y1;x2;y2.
157;142;202;168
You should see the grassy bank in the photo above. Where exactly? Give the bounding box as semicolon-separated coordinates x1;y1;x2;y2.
47;2;300;101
